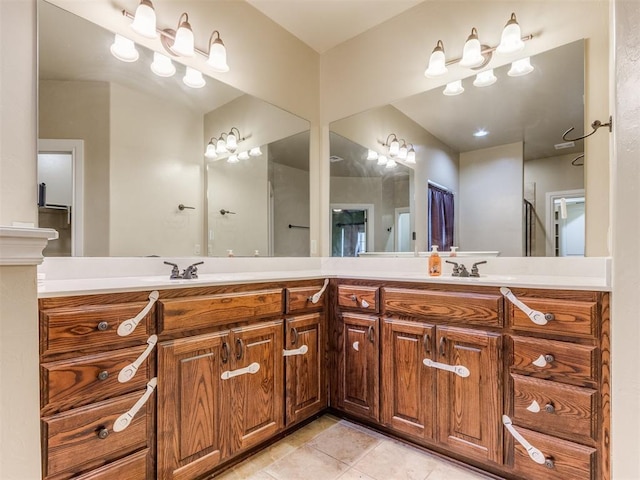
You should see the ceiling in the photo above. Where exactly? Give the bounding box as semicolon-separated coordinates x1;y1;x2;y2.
246;0;424;53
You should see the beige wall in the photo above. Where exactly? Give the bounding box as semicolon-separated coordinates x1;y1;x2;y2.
459;143;524;256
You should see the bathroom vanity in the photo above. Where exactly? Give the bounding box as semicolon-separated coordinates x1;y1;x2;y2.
37;263;610;480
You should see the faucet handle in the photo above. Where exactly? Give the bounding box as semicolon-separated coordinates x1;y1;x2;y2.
445;260;460;277
163;261;182;279
471;261;487;277
182;261;204;279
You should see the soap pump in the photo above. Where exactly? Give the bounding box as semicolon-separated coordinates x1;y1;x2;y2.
428;245;441;276
449;246;458;257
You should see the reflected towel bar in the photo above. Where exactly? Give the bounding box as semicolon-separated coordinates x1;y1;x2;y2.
288;224;309;229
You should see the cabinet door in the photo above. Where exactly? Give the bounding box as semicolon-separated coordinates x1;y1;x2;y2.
436;326;502;464
224;320;284;456
285;314;327;426
339;313;379;421
381;318;435;441
157;332;225;480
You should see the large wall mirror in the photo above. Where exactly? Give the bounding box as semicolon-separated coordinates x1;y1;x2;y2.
330;40;585;257
37;0;310;257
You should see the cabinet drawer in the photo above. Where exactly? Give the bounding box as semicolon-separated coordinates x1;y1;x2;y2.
286;284;326;313
42;391;150;478
383;288;502;327
159;289;283;334
507;297;597;338
511;426;597;480
511;336;597;385
41;346;151;414
338;285;379;313
512;374;597;445
41;302;153;357
73;449;149;480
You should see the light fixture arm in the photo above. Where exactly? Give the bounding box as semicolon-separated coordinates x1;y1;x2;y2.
209;30;223;47
229;127;245;141
383;133;398;147
444;34;534;68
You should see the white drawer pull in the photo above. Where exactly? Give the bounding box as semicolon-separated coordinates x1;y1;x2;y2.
308;279;329;304
352;341;360;351
500;287;554;326
423;358;470;378
350;294;370;309
117;291;159;336
532;354;555;368
118;335;158;383
283;345;308;357
526;400;541;413
113;378;157;433
502;415;546;465
221;362;260;380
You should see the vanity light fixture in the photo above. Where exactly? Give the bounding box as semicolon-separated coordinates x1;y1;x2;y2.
508;57;534;76
473;69;497;87
249;147;263;157
205;138;218;158
207;31;230;72
443;80;464;96
377;155;388;166
385;158;398;169
366;149;379;161
110;34;139;62
424;40;447;78
227;154;239;164
238;151;250;160
171;13;195;57
150;52;176;77
216;134;228;154
398;139;409;159
130;0;157;39
225;127;246;153
382;134;401;157
497;13;525;54
405;145;416;164
459;28;484;68
183;66;206;88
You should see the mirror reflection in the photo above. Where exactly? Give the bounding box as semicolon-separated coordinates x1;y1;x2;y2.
37;0;310;257
330;40;585;257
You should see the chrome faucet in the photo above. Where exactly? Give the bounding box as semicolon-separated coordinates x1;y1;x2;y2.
182;261;204;279
445;260;461;276
470;261;487;277
163;261;182;279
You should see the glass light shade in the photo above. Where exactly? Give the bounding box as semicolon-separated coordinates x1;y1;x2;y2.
377;155;388;166
406;148;416;164
172;14;194;57
385;158;397;169
205;142;217;159
424;40;448;77
398;143;408;159
227;154;239;164
110;34;139;62
497;13;524;54
366;149;378;161
238;151;250;160
226;132;238;152
443;80;464;96
150;52;175;77
207;36;230;73
249;147;262;156
130;0;157;39
473;69;497;87
388;138;400;157
508;57;534;76
459;28;483;68
216;138;228;154
183;67;206;88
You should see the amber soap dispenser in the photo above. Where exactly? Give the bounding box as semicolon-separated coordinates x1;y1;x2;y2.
428;245;441;276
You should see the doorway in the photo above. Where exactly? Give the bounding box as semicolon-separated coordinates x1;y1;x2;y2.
546;189;585;257
395;207;411;252
330;204;373;257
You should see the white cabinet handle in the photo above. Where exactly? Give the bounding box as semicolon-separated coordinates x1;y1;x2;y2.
350;294;370;309
117;291;159;336
500;287;554;326
352;341;360;351
502;415;546;465
221;362;260;380
118;335;157;383
283;345;309;357
113;378;157;433
308;279;329;304
423;358;470;378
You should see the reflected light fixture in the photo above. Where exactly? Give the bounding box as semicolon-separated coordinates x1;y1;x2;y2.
130;0;157;38
497;13;525;54
424;40;447;77
216;135;228;154
377;155;388;166
473;129;489;137
110;34;139;62
205;139;218;158
238;151;250;160
459;28;484;68
383;134;400;157
183;66;206;88
225;127;245;153
249;147;262;156
405;144;416;164
172;13;195;57
207;30;230;72
366;149;379;161
150;52;175;77
508;57;534;76
227;154;239;164
473;69;497;87
443;80;464;96
385;158;398;169
398;139;408;159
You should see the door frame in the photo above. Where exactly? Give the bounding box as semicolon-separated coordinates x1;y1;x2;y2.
38;139;84;256
330;203;375;255
394;207;411;252
545;189;585;257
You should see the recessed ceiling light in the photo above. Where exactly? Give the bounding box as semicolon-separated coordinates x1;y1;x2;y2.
473;129;489;137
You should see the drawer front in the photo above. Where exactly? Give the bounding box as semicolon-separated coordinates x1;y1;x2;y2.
508;297;597;338
383;287;502;327
511;426;597;480
512;374;597;445
42;391;150;478
73;449;149;480
159;289;283;334
42;346;151;414
337;285;379;313
41;303;153;357
511;336;597;385
286;285;326;313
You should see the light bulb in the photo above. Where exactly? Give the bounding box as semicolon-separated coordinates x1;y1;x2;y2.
110;34;139;62
443;80;464;96
508;57;534;76
183;67;206;88
473;69;497;87
150;52;175;77
130;0;157;39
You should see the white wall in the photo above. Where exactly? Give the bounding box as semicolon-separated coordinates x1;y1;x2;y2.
524;153;585;256
272;162;310;257
459;142;523;256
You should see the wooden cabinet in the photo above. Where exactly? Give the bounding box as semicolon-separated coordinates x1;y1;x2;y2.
336;313;379;421
284;313;327;425
157;320;283;480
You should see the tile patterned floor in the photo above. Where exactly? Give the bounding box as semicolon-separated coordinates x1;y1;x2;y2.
215;415;493;480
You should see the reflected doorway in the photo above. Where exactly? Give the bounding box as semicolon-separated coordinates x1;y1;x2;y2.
330;205;372;257
546;190;585;257
395;208;411;252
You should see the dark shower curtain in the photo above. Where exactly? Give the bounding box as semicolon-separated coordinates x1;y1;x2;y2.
428;184;454;251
